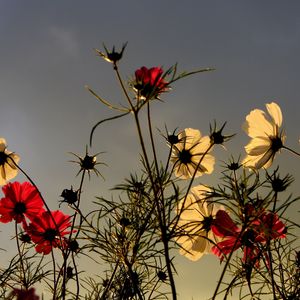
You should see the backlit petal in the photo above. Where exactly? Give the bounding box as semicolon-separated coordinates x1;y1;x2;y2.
243;109;273;138
266;102;282;128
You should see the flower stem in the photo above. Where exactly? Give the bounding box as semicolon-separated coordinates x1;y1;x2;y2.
211;228;245;300
283;145;300;157
15;221;27;288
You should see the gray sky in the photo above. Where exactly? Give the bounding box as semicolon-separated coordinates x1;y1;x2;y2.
1;1;300;299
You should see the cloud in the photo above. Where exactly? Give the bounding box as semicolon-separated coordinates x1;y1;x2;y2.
49;26;80;58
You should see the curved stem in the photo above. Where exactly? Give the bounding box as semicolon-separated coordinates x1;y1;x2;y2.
12;161;52;216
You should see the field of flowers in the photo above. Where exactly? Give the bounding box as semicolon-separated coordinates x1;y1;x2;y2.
0;44;299;300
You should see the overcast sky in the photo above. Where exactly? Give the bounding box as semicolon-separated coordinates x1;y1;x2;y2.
1;1;300;299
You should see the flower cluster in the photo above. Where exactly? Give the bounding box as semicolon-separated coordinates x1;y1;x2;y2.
176;186;287;266
0;180;72;255
1;44;299;300
212;209;286;266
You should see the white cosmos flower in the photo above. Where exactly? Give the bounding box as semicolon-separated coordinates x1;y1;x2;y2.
170;128;215;179
242;102;285;169
176;185;222;261
0;138;20;185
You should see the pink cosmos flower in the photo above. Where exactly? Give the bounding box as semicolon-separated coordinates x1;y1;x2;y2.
0;181;44;224
133;66;168;99
211;210;286;266
26;210;72;255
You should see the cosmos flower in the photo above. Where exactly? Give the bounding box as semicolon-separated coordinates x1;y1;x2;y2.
12;287;40;300
211;210;286;266
176;185;223;261
0;181;44;224
0;138;20;186
170;128;215;179
26;210;72;255
133;66;168;99
242;102;285;169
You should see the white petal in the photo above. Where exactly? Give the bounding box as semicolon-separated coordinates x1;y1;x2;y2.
184;128;202;146
0;166;7;185
0;138;7;152
191;185;211;197
192;237;208;253
199;154;215;175
243;109;273;138
255;149;274;169
246;143;270;156
242;154;264;168
266;102;282;128
242;149;274;169
191;136;211;153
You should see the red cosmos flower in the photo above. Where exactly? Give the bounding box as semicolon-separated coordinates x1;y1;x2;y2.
211;210;286;266
0;182;44;224
26;210;72;255
12;287;40;300
133;66;168;99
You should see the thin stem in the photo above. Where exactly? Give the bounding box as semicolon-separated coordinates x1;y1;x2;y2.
211;228;246;300
114;65;135;112
12;160;52;215
15;221;27;288
51;249;57;300
61;170;86;300
113;65;177;299
283;145;300;157
100;260;120;300
147;102;160;179
172;143;215;233
134;105;177;299
72;252;80;300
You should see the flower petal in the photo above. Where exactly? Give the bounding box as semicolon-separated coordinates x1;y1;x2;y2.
243;109;273;138
266;102;282;128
